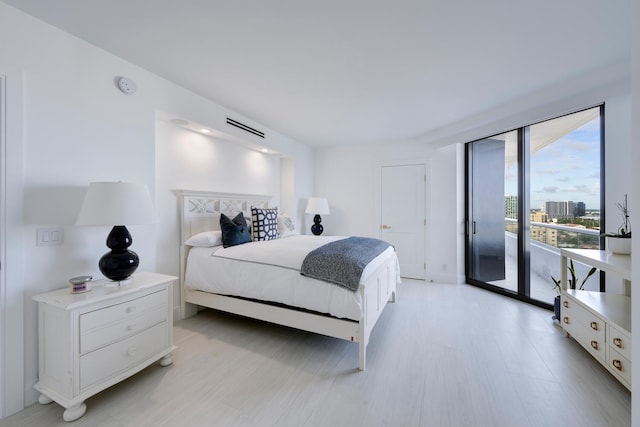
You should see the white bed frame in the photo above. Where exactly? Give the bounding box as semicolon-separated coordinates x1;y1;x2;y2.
179;190;397;370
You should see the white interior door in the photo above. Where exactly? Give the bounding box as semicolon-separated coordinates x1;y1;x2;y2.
380;164;425;279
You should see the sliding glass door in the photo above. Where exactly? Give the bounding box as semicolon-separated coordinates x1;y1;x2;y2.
467;131;518;292
466;106;603;306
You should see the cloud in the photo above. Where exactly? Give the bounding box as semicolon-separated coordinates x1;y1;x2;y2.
532;167;560;175
538;186;559;194
556;177;570;182
563;184;599;197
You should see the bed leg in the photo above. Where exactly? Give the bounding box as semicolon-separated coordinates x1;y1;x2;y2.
359;340;366;371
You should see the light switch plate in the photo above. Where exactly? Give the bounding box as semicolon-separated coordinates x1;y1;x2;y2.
37;227;63;246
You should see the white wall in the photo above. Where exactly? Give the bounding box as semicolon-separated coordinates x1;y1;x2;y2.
0;2;312;414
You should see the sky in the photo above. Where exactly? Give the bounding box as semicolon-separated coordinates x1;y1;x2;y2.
505;117;601;211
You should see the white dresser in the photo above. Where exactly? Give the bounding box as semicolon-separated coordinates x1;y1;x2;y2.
33;272;177;421
560;249;631;390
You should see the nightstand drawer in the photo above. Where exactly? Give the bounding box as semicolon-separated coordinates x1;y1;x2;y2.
608;324;631;361
79;321;168;390
80;289;167;334
608;348;631;385
80;304;167;354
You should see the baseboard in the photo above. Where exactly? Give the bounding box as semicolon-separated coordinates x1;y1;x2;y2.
425;272;459;284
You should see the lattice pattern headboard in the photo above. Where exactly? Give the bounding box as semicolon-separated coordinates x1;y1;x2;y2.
178;190;272;317
181;191;270;239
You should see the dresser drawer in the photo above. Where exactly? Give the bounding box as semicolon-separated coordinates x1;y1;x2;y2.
608;324;631;361
80;289;167;351
608;347;631;385
567;322;606;364
561;295;605;341
79;321;168;390
80;305;167;354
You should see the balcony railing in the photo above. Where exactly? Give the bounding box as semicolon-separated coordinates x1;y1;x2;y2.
502;218;602;304
505;218;600;250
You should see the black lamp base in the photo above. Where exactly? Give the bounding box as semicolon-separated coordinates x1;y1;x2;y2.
311;214;324;236
99;225;139;281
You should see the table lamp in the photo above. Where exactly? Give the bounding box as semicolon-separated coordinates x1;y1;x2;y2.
76;182;155;282
305;197;330;235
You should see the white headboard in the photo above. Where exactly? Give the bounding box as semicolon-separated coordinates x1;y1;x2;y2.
178;190;272;317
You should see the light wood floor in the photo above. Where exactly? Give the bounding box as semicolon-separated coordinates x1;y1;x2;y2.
2;280;631;427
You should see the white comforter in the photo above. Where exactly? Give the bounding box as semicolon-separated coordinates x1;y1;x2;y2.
184;235;396;321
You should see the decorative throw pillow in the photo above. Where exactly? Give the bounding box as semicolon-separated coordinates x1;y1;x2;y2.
184;230;223;247
251;206;280;241
277;214;298;238
220;212;252;248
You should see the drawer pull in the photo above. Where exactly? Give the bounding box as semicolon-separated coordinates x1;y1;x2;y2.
613;337;623;348
590;322;598;331
563;317;569;324
562;301;568;308
590;340;598;350
613;359;623;371
126;306;136;314
127;323;137;331
127;347;138;357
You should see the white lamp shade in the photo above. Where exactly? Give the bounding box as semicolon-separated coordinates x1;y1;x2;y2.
305;197;330;215
76;182;155;226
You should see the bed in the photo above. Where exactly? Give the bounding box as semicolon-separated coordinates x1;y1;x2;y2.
179;190;400;370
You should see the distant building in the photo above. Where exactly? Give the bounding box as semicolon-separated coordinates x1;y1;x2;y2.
574;201;586;217
544;201;576;219
530;224;557;246
505;195;518;219
530;211;548;223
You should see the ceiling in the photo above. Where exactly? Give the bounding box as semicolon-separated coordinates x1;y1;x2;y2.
2;0;630;146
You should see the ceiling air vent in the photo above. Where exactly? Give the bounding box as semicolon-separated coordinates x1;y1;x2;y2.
226;117;265;139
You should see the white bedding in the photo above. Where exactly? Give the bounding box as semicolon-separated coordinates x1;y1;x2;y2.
184;235;396;321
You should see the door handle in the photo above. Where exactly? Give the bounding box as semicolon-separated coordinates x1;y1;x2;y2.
380;224;391;229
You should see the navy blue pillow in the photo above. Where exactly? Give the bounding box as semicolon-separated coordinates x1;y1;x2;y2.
220;212;251;248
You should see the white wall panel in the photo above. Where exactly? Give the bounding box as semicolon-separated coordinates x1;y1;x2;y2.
0;2;311;412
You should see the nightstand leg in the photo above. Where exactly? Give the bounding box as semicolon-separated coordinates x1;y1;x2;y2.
160;353;173;367
63;402;86;422
38;394;53;405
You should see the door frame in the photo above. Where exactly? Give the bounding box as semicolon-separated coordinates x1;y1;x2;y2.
1;72;25;418
376;159;430;280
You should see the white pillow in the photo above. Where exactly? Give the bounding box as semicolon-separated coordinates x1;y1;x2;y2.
277;214;298;238
184;230;223;247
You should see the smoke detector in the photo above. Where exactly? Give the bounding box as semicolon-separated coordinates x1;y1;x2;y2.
117;77;137;95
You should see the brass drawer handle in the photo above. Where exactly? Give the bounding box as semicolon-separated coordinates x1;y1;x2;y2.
563;316;569;324
590;340;598;350
613;337;623;348
562;301;568;308
590;321;598;331
613;359;623;371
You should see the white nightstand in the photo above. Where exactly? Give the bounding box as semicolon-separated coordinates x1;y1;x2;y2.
33;272;177;422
